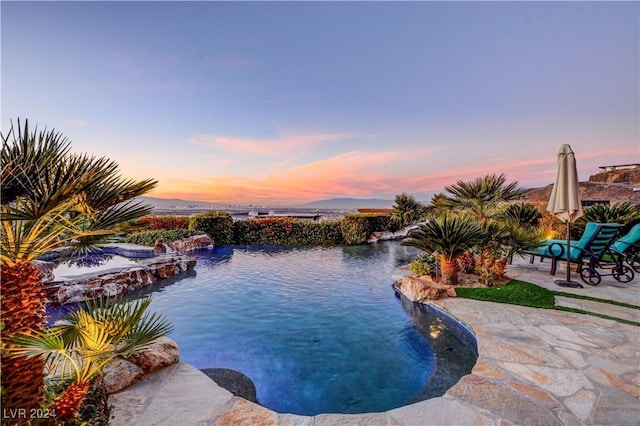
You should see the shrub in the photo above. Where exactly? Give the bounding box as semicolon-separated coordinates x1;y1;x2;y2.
189;211;234;246
137;215;189;230
233;218;343;246
409;253;436;275
125;229;201;246
340;214;392;245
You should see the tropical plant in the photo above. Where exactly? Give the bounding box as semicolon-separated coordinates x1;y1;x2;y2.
579;202;640;234
431;174;524;221
474;220;544;285
498;202;543;229
4;296;173;421
402;213;484;284
391;193;426;228
1;119;157;415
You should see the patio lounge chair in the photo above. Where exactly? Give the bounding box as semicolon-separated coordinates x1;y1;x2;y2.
525;222;625;285
610;223;640;273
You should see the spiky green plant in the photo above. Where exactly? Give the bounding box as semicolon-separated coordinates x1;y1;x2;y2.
4;296;173;421
391;193;426;228
431;173;524;221
498;202;543;229
402;213;485;284
1;119;157;415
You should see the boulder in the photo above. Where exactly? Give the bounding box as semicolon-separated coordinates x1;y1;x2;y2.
153;239;169;254
101;358;145;394
126;336;180;374
396;275;457;303
169;234;213;252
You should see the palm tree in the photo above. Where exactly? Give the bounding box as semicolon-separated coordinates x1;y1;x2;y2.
432;173;524;221
475;219;544;284
4;296;173;421
402;213;485;284
498;202;543;230
1;119;157;415
391;193;425;228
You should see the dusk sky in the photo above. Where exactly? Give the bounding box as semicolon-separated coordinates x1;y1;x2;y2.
2;1;638;205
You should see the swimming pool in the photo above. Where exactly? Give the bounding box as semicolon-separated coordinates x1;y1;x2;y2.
124;242;477;415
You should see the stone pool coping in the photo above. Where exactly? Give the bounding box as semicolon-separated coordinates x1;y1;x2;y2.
108;259;640;425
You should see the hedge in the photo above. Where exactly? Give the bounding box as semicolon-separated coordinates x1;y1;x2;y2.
125;229;202;247
340;214;392;245
189;211;234;246
233;217;343;246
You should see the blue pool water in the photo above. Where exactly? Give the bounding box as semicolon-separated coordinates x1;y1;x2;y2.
56;242;477;415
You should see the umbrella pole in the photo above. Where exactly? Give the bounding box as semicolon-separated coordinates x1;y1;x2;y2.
555;221;583;288
566;221;572;282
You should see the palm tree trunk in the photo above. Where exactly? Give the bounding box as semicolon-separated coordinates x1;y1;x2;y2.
439;257;459;285
1;262;47;418
51;380;90;421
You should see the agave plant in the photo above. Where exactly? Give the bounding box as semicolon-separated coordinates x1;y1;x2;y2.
402;213;485;284
4;296;173;421
1;119;157;413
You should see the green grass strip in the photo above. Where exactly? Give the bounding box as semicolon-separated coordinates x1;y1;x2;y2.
456;280;640;327
551;290;640;310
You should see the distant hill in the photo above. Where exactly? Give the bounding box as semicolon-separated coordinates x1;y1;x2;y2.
136;196;224;210
523;165;640;205
523;182;640;205
301;198;394;209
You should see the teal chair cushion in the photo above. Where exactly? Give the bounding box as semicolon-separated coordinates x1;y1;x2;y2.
533;222;602;259
611;223;640;254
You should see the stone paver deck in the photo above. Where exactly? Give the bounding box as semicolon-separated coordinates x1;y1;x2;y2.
109;257;640;425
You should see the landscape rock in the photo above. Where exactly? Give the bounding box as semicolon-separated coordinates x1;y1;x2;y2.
46;255;196;305
169;234;213;253
102;358;145;394
126;336;180;374
395;275;457;302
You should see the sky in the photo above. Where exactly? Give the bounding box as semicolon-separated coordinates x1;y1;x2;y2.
2;1;639;206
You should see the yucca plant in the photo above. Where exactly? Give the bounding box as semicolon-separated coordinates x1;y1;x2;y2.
4;296;173;421
1;119;157;415
402;213;485;284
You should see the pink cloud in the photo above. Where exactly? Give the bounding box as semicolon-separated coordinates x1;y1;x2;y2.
190;132;353;157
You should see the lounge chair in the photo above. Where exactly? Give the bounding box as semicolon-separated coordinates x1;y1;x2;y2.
609;223;640;273
525;222;625;285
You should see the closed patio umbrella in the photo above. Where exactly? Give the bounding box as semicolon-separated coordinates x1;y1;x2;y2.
547;144;584;288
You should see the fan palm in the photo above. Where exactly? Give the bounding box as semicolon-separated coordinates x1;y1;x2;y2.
391;193;425;228
4;296;173;421
1;119;157;415
432;173;524;221
402;213;485;284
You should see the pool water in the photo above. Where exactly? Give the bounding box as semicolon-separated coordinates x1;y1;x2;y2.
125;243;476;415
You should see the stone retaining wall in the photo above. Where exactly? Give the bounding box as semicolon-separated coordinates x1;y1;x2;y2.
42;235;213;305
45;255;197;305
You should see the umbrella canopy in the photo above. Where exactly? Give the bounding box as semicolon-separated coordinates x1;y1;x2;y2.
547;144;583;223
547;144;584;287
